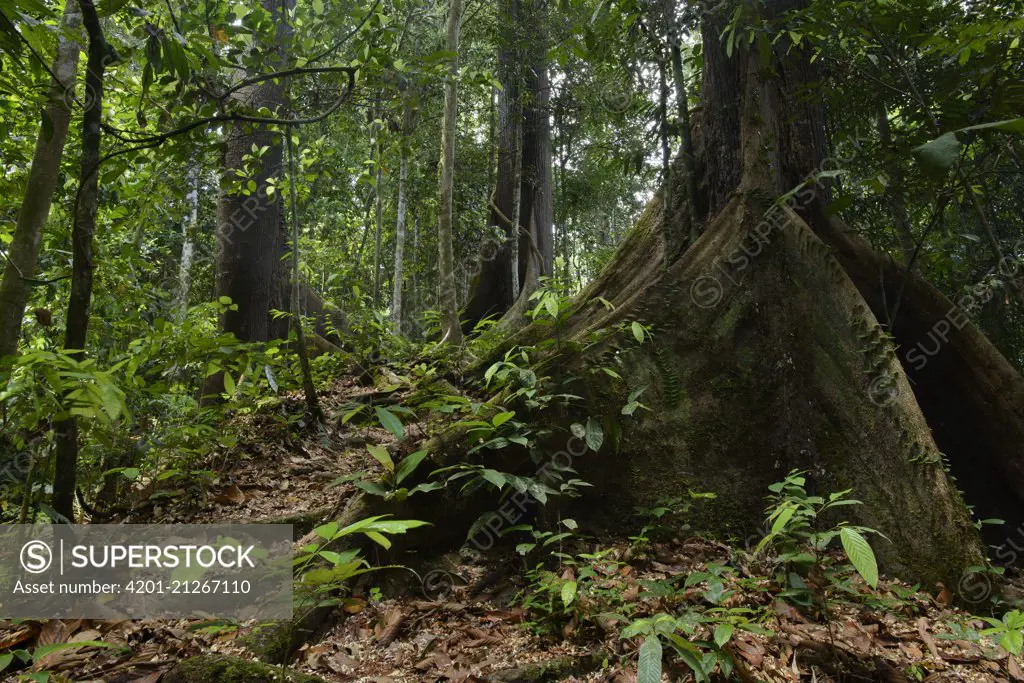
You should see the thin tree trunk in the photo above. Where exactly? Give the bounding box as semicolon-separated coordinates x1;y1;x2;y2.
437;0;464;345
53;0;107;523
174;159;201;321
373;134;384;308
411;212;420;327
286;128;322;420
509;113;524;301
392;135;409;334
0;0;82;361
487;87;496;198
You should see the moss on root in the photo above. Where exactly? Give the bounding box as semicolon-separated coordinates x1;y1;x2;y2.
161;655;325;683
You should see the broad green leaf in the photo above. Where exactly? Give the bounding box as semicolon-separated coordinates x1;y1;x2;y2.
492;411;515;427
631;321;645;343
480;469;507;489
314;521;339;540
771;503;796;533
395;450;429;484
561;580;577;607
713;623;734;647
839;527;878;588
374;406;404;440
637;636;663;683
1001;629;1024;656
914;118;1024;175
367;444;395;473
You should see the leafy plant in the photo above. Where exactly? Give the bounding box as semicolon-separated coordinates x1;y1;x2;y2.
331;446;442;502
754;470;884;605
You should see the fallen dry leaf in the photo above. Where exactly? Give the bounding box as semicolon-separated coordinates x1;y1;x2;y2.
213;484;246;505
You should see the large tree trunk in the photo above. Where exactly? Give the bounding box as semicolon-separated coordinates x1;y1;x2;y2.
214;0;290;344
462;0;553;329
467;0;999;586
0;0;82;361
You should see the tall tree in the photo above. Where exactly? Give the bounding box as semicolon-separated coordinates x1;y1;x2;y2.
436;0;464;346
391;106;412;334
463;0;554;328
52;0;109;522
214;0;290;346
173;158;202;321
0;0;82;361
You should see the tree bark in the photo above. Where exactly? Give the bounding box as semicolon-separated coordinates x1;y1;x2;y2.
463;0;554;329
286;128;322;420
392;125;409;334
53;0;108;523
0;0;82;361
174;159;202;322
436;0;464;346
373;131;384;309
214;0;290;344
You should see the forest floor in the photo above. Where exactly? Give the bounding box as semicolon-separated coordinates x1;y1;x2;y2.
1;375;1022;682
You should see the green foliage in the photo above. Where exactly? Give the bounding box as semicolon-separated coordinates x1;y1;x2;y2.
331;446;442;502
755;471;883;602
294;515;428;608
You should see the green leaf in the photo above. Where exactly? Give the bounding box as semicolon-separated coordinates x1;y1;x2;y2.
713;623;734;647
914;118;1024;175
631;321;645;344
1001;629;1024;656
544;294;559;319
0;654;11;672
367;444;395;473
839;527;878;588
395;450;429;484
374;406;404;440
771;503;796;533
480;469;507;490
585;417;604;452
912;132;961;175
561;580;577;607
314;521;339;540
637;636;663;683
492;411;515;427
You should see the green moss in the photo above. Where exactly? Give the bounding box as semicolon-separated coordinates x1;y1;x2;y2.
161;655;325;683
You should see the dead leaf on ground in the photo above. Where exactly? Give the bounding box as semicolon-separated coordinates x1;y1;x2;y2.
213;484;246;505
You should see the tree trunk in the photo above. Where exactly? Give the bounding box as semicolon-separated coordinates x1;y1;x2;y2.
392;130;409;334
469;0;997;586
0;0;82;362
436;0;464;346
52;0;108;523
286;128;322;420
214;0;290;344
373;132;384;309
174;159;201;322
463;0;553;329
